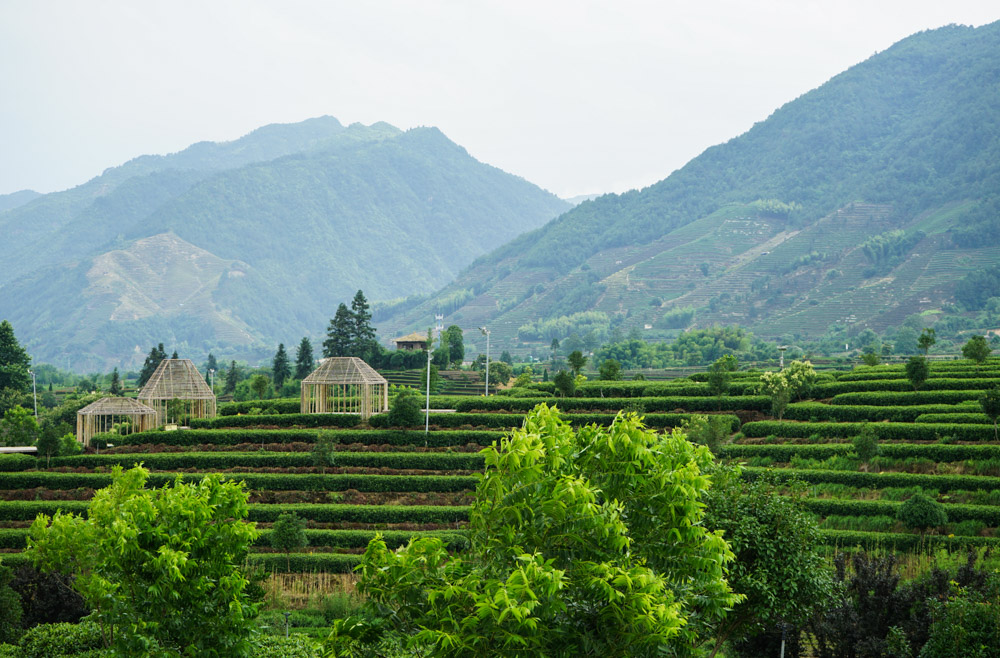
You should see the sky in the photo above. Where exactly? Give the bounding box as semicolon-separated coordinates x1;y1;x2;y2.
2;1;999;199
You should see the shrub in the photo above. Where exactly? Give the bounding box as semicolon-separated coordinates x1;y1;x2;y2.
270;512;308;570
897;493;948;532
15;621;105;658
385;388;423;427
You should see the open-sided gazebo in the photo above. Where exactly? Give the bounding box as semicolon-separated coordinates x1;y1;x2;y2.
76;397;157;447
301;357;388;419
137;358;217;426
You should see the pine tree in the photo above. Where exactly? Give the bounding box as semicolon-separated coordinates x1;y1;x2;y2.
171;351;178;359
0;320;31;393
109;368;122;396
295;337;314;379
138;343;167;388
205;353;218;383
272;344;291;389
224;361;240;395
350;290;376;358
323;304;354;358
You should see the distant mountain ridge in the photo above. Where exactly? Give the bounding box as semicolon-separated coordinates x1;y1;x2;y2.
378;22;1000;357
0;117;569;370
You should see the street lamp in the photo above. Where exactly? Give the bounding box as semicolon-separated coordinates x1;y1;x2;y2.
208;368;215;394
479;327;490;396
778;346;788;370
27;369;37;420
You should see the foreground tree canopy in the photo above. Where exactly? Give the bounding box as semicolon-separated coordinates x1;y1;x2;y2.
27;466;260;656
328;404;741;657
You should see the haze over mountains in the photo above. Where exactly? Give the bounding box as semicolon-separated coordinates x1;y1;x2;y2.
381;22;1000;357
0;118;568;370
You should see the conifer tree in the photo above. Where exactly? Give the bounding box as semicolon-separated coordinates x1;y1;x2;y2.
0;320;31;393
350;290;376;358
205;353;218;383
170;351;178;359
109;368;122;396
224;361;239;395
138;343;167;388
272;344;291;388
295;337;314;379
323;304;354;358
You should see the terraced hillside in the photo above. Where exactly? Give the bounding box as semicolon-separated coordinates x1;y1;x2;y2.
2;357;998;574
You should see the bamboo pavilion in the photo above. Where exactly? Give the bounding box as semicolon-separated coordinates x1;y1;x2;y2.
137;358;217;426
76;397;157;447
300;357;388;419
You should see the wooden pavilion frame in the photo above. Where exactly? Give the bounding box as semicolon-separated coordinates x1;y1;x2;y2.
76;397;157;447
137;358;217;427
301;357;388;419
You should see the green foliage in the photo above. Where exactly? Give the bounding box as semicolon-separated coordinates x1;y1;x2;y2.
0;321;31;398
551;370;575;397
0;406;38;448
442;325;465;365
385;388;424;428
13;621;105;658
294;337;315;380
597;357;621;380
327;405;739;656
323;303;354;358
27;466;260;656
270;512;308;570
853;425;880;465
861;351;882;366
272;343;291;388
955;265;1000;311
962;335;992;364
311;431;339;473
0;563;22;645
115;427;502;448
224;359;240;395
860;229;925;276
137;343;167;388
660;305;696;329
566;350;587;375
681;414;733;454
919;328;937;355
250;373;270;400
920;585;1000;657
486;360;512;386
702;467;830;650
905;355;930;390
897;492;948;532
981;385;1000;440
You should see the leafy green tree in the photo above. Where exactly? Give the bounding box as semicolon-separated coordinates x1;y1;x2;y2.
905;355;930;390
295;337;315;379
707;354;737;408
205;352;218;383
487;360;513;386
312;431;339;473
758;371;794;420
270;512;308;571
137;343;167;388
598;358;622;380
784;359;817;400
27;466;260;655
853;425;880;471
499;350;513;365
920;585;1000;657
350;290;376;359
250;374;270;400
34;420;74;467
702;467;831;655
272;343;291;388
224;360;240;395
0;405;39;447
550;338;559;364
108;367;122;396
897;493;947;533
861;350;881;366
567;349;587;376
324;303;354;358
443;325;465;365
327;405;739;656
962;334;991;364
918;327;936;355
681;414;731;454
0;320;31;395
552;370;575;397
386;388;423;427
980;385;1000;441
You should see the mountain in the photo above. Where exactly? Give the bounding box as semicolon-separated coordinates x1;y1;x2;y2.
0;190;42;213
0;118;569;371
378;22;1000;356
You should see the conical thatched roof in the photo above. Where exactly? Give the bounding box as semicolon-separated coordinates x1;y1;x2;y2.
138;358;215;400
303;357;387;385
77;397;156;416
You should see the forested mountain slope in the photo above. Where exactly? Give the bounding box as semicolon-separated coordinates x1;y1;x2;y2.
379;22;1000;357
0;118;568;370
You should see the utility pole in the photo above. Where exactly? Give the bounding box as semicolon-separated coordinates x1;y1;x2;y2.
479;326;491;396
426;316;443;435
209;368;215;395
27;369;37;420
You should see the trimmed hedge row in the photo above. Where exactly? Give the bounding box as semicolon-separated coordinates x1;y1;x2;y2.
801;498;1000;525
784;403;979;423
190;414;362;429
741;421;994;441
0;500;471;524
723;442;1000;462
819;529;1000;550
46;451;485;471
0;454;35;471
219;399;302;416
113;428;504;448
0;471;479;492
524;381;762;398
249;553;361;573
813;378;1000;396
453;395;761;415
836;369;1000;382
831;391;984;406
369;411;734;430
743;466;1000;493
915;413;994;425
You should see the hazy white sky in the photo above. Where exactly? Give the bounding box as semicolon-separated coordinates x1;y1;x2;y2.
2;1;998;198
